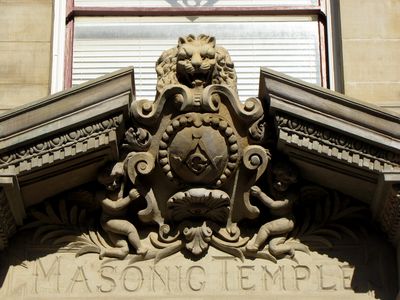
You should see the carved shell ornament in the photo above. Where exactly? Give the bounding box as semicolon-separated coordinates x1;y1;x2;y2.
27;34;320;263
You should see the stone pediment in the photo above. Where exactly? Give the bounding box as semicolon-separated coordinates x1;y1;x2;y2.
259;68;400;242
0;68;133;229
0;35;399;299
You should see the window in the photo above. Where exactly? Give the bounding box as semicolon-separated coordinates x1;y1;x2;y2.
58;0;329;100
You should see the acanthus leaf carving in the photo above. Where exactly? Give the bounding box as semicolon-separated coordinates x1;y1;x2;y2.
183;221;212;255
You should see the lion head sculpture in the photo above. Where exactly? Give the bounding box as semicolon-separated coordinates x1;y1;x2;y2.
155;34;237;98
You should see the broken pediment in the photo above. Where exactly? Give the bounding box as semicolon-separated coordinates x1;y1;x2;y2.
0;34;399;299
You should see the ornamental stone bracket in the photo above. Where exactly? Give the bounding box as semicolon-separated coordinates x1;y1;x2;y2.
259;67;400;244
374;172;400;243
0;35;400;299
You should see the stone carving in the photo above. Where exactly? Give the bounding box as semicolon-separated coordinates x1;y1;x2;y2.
289;185;369;249
167;188;230;222
97;161;147;259
23;175;372;267
87;35;305;262
159;113;240;186
1;33;399;300
246;161;298;258
125;126;152;151
155;34;237;98
21;197;107;255
16;35;378;266
111;34;278;262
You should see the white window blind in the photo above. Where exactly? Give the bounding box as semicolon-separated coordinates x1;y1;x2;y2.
73;16;321;100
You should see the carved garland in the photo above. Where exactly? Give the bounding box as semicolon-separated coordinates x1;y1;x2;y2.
275;113;400;172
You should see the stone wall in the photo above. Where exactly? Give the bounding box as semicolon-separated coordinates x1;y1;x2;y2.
339;0;400;112
0;0;53;113
0;1;399;114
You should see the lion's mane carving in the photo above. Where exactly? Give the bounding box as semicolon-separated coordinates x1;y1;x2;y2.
155;34;237;98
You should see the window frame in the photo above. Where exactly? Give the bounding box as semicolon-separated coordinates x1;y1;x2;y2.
61;0;329;92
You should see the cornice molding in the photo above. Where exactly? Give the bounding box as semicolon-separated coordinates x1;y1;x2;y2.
0;67;134;152
0;114;123;175
275;112;400;173
260;67;400;151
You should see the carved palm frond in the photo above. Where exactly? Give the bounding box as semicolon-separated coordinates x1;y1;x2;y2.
23;199;107;253
290;186;369;249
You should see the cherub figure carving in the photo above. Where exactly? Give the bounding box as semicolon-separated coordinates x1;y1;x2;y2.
97;161;148;259
246;161;298;258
